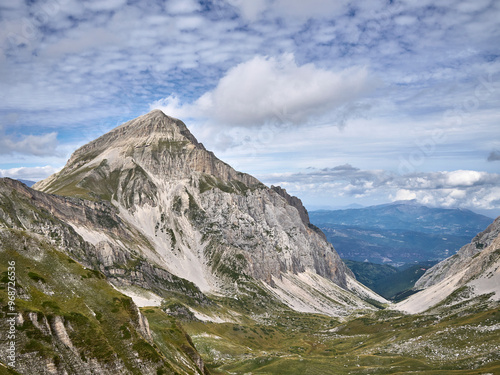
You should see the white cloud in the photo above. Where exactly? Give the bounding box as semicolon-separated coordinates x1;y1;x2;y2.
226;0;268;21
165;0;201;15
394;15;417;26
150;95;192;120
151;53;378;127
393;186;500;211
42;28;121;58
173;15;205;30
0;165;60;181
445;170;484;187
83;0;128;12
394;189;417;201
455;0;492;13
271;0;346;20
0;130;59;156
262;166;500;212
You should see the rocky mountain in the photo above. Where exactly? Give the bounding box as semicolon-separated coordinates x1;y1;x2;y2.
1;110;499;374
309;201;492;265
0;178;210;375
415;216;500;289
395;216;500;314
0;110;388;374
32;110;382;315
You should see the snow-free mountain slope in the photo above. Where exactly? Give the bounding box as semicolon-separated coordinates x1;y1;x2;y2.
33;110;380;314
34;110;261;204
415;216;500;289
395;216;500;314
0;178;210;375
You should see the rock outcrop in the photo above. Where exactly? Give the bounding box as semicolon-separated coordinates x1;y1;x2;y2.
270;185;310;226
0;215;210;375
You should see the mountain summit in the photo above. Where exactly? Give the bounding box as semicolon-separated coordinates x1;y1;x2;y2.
35;110;260;205
34;110;383;316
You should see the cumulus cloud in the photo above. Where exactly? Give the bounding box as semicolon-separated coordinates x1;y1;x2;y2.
262;166;500;212
0;165;60;181
150;95;190;120
151;53;378;127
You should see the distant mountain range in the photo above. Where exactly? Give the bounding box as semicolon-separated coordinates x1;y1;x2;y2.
396;215;500;314
16;179;36;187
309;201;493;265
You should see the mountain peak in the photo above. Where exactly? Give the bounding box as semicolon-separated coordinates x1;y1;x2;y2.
119;110;199;142
30;110;374;317
34;110;260;200
86;109;205;152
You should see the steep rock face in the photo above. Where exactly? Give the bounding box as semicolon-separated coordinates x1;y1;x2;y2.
0;178;209;305
415;216;500;289
197;187;349;287
34;110;354;297
270;185;310;226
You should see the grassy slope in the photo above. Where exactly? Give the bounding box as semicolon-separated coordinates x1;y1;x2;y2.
0;228;206;375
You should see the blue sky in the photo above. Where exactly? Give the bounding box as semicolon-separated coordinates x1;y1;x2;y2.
0;0;499;216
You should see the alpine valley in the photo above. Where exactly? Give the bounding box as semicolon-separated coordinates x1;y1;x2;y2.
1;110;499;374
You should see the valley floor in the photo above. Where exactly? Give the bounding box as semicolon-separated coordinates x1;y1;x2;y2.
153;295;500;375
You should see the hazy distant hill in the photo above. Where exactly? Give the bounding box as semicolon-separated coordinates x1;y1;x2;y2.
17;179;36;187
309;201;492;265
344;260;437;300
